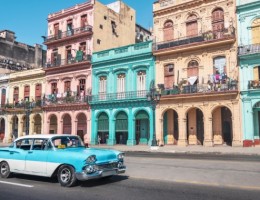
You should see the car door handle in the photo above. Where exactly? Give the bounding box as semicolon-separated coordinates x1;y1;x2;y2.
28;151;33;154
10;151;14;155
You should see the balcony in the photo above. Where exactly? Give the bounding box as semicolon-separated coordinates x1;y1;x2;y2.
161;82;238;98
153;28;235;55
238;44;260;56
44;25;93;45
2;100;42;113
89;90;149;104
43;92;88;106
248;80;260;90
45;54;91;69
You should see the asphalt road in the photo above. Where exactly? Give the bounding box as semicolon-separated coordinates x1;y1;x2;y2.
0;155;259;200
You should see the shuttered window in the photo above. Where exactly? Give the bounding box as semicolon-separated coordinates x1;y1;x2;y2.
13;87;19;103
163;20;174;41
252;19;260;44
187;60;199;77
186;15;198;37
35;84;42;101
99;76;107;100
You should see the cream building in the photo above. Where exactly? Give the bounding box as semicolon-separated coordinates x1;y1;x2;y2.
5;68;45;142
153;0;241;146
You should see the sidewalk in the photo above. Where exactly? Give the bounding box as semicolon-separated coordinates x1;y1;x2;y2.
90;144;260;156
1;142;260;155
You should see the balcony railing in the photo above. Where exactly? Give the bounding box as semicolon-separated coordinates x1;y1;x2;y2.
3;100;42;109
44;25;93;43
89;90;149;103
153;28;235;51
161;82;238;96
43;92;88;106
238;44;260;55
45;54;91;68
248;80;260;90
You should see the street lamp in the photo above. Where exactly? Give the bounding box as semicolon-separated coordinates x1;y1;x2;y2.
25;102;34;136
146;86;161;147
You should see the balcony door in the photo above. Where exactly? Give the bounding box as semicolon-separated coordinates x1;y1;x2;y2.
212;8;224;39
99;76;107;100
186;15;198;37
163;20;174;41
117;74;125;99
1;89;6;106
137;71;146;97
252;18;260;44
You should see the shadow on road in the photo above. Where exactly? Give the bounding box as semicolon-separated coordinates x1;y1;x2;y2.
79;175;129;187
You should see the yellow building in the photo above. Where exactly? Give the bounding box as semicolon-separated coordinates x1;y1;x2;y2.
5;68;45;141
153;0;242;146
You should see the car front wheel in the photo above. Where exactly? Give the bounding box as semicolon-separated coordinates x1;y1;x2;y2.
57;165;77;187
0;161;11;178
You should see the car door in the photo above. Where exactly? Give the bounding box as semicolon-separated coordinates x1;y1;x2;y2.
25;139;49;176
8;139;32;172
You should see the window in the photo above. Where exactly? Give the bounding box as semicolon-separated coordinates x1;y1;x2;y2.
187;60;199;77
186;15;198;37
79;42;86;56
213;57;226;74
67;19;73;36
99;76;107;100
104;16;107;20
32;139;48;150
137;71;146;96
164;64;174;88
100;24;103;29
51;83;57;94
111;21;117;36
35;84;42;101
51;49;60;66
97;39;101;44
64;81;71;93
15;139;34;150
78;79;86;96
1;89;6;106
66;46;72;63
13;87;19;103
212;8;224;39
252;18;260;44
163;20;174;41
117;74;125;99
24;85;30;102
253;66;260;80
81;15;88;27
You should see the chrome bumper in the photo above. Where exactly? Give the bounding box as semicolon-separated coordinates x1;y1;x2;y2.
75;167;126;181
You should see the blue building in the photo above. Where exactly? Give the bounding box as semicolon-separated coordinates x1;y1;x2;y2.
237;0;260;146
89;41;155;146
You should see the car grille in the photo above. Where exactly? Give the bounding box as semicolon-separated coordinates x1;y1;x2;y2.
98;162;118;170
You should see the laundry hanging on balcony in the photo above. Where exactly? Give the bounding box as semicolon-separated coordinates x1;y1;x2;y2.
188;76;198;85
75;50;83;62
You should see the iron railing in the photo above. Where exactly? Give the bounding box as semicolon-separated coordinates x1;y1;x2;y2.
238;44;260;55
44;25;93;43
161;82;238;96
45;54;91;68
3;100;42;109
43;93;88;106
89;90;149;103
248;80;260;90
153;28;235;51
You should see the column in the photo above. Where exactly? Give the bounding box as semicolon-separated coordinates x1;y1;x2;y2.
167;110;174;144
86;110;91;144
232;101;243;146
149;107;154;146
71;111;76;135
41;113;45;134
127;108;136;146
204;116;213;146
57;112;62;134
107;109;116;145
29;114;34;135
178;114;187;146
18;115;24;137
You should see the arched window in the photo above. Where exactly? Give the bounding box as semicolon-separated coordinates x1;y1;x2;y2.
252;18;260;44
186;15;198;37
164;64;174;88
163;20;174;41
187;60;199;77
212;8;224;39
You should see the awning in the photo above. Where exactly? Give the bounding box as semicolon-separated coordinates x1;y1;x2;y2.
188;76;198;85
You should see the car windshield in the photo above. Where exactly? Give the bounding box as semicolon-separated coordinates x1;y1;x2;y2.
51;136;85;149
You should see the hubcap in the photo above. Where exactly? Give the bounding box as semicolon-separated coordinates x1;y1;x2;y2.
1;163;8;175
60;168;71;183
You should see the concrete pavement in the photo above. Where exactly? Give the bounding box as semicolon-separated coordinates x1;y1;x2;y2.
1;142;260;155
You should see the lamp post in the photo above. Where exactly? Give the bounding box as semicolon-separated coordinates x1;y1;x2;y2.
25;102;34;136
146;86;161;147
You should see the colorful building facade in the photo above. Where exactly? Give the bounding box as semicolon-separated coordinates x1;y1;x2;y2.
0;74;9;142
237;0;260;146
42;0;136;144
153;0;242;146
90;41;155;146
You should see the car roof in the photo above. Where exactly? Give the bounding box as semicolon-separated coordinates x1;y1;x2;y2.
15;134;78;141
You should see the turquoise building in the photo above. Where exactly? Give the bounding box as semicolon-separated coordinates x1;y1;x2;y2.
89;41;155;146
237;0;260;146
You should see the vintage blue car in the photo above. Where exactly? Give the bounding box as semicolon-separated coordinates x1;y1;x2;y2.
0;134;126;187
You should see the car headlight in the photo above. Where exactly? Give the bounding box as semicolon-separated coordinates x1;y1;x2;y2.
86;155;96;164
117;153;124;160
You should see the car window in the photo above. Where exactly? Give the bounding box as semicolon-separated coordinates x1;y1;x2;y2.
51;136;84;149
16;139;34;150
32;139;48;150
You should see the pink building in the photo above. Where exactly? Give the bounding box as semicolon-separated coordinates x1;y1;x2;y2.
42;0;136;143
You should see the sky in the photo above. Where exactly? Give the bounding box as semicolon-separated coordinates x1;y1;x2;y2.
0;0;154;47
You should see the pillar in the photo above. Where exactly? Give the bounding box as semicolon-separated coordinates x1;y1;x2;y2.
178;114;187;146
204;116;213;146
57;112;62;134
127;108;136;145
107;109;116;146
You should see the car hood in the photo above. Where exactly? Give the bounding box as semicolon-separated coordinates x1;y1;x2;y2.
60;147;120;163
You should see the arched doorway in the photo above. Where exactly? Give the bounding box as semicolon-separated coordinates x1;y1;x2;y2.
97;112;109;144
34;114;42;134
12;116;19;139
186;108;204;145
253;102;260;143
49;115;58;134
115;111;128;145
163;109;179;145
212;106;232;146
135;110;150;145
63;114;72;134
77;113;87;141
0;118;5;141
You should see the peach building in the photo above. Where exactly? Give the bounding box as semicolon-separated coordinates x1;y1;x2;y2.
153;0;242;146
42;0;136;143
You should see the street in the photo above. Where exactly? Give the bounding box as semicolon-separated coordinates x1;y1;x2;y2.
0;154;259;200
